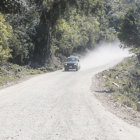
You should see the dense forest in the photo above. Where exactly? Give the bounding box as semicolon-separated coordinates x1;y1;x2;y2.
0;0;139;67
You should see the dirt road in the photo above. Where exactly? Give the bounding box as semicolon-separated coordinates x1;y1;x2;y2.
0;52;140;139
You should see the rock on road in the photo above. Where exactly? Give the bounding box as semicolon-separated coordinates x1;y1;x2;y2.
0;58;140;140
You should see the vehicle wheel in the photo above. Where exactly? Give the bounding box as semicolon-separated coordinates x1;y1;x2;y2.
76;67;78;71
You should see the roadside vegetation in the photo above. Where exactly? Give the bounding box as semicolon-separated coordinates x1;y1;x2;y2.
0;63;60;87
99;56;140;110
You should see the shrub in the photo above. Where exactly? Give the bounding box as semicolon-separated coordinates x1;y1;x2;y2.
0;13;12;64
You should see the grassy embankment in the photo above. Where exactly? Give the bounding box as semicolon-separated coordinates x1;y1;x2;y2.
0;63;62;87
99;56;140;110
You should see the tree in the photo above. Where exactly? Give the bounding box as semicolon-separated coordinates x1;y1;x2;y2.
118;5;140;61
0;13;12;64
0;0;26;13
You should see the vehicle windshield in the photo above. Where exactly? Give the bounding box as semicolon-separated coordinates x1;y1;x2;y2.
67;57;78;62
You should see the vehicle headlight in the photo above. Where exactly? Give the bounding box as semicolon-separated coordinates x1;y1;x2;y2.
74;63;77;65
64;63;67;65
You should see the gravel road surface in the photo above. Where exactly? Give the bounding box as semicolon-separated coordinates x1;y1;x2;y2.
0;58;140;140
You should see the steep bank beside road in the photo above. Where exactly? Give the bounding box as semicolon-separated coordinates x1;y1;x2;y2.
92;56;140;127
0;63;61;89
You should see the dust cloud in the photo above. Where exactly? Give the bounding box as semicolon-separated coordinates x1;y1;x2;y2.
80;41;131;71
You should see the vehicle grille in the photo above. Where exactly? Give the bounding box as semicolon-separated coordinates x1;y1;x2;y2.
67;63;74;66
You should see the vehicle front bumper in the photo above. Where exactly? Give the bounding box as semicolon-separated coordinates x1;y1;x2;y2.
64;64;77;69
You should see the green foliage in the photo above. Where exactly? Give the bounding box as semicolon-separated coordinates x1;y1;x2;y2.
0;0;26;13
0;0;139;66
9;30;34;65
0;13;12;64
118;5;140;50
51;9;100;56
